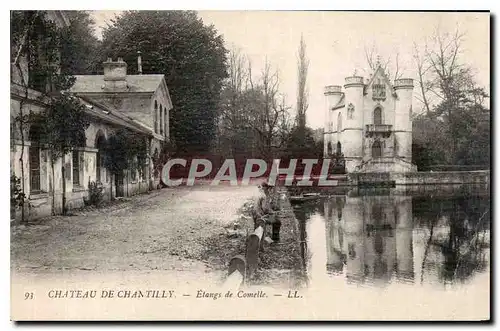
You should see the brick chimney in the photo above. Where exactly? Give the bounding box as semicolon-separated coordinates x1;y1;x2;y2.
103;57;128;90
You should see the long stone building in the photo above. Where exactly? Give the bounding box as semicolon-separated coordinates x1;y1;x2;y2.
10;11;173;221
323;63;416;173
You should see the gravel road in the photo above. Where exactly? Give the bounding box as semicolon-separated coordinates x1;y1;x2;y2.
11;185;259;286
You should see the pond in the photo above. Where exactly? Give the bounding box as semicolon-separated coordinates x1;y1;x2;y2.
292;185;490;289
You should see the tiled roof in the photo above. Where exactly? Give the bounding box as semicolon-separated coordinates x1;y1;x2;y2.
77;95;152;135
71;74;165;94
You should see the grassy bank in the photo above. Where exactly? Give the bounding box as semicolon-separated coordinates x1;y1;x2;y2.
250;187;307;289
200;186;307;288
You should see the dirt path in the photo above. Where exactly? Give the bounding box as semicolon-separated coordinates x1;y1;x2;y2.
11;185;259;285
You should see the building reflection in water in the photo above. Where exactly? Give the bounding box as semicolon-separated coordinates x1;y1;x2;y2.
309;186;491;287
323;190;415;286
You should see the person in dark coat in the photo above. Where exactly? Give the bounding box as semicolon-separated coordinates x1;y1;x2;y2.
252;182;281;242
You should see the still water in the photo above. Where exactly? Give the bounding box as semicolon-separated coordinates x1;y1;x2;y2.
292;185;490;289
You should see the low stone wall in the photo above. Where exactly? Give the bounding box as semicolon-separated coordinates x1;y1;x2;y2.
12;178;160;222
395;170;490;185
349;170;490;186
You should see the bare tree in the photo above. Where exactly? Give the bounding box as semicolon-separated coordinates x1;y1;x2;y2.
296;34;309;130
216;47;254;157
424;28;468;107
364;43;404;81
216;49;293;159
412;26;490;166
413;42;433;115
255;59;281;159
228;46;248;94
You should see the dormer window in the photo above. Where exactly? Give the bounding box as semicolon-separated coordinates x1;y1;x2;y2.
372;78;386;100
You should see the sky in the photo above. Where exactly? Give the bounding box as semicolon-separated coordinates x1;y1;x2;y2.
91;11;490;129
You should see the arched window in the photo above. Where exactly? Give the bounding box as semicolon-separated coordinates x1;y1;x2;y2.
154;100;158;133
374;107;382;125
337;112;342;132
372;140;382;158
372;78;386;100
164;109;168;136
336;141;342;155
159;104;163;135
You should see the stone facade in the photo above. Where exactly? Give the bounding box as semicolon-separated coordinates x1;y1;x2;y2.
323;65;416;173
10;11;174;222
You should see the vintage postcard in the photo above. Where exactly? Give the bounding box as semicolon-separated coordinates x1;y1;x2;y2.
10;10;490;321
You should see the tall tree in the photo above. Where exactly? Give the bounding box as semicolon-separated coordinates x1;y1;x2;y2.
11;11;90;217
296;35;309;133
254;60;291;160
60;11;102;75
412;27;490;169
99;11;228;155
216;48;293;160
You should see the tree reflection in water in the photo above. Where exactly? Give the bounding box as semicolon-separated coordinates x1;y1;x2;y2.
292;186;490;287
414;192;490;285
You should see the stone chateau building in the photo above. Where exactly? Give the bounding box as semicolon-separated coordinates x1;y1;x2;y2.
10;11;173;220
323;63;417;173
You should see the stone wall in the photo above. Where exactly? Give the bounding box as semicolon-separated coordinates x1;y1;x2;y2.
349;170;490;186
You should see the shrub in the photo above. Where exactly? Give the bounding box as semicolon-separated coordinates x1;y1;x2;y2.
87;180;104;206
10;173;26;210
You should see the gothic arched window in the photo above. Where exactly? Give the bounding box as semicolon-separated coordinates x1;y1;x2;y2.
374;107;383;125
159;104;163;135
372;78;386;100
154;100;158;133
337;112;342;132
372;140;382;158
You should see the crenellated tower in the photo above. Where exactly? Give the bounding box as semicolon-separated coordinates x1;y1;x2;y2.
393;78;414;162
342;75;365;172
323;63;416;174
323;85;343;156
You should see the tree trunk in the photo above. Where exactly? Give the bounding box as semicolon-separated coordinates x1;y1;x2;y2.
51;158;55;216
61;158;66;215
19;144;26;223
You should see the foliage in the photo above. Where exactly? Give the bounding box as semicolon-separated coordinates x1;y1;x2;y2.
29;94;90;159
11;11;95;216
283;126;323;159
86;180;104;206
11;11;75;92
99;11;228;154
60;11;102;75
10;173;27;210
103;128;147;175
411;28;490;170
216;48;293;160
11;10;91;159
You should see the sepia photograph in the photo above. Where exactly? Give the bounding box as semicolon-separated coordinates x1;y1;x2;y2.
9;9;491;321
